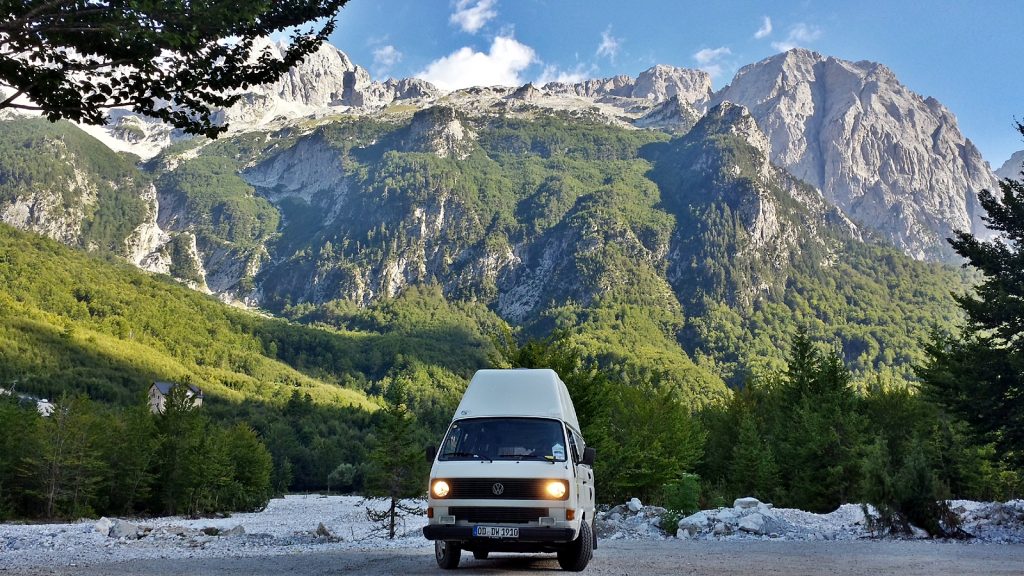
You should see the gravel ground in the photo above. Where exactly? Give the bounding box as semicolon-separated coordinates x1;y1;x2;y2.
3;495;1023;575
4;539;1024;576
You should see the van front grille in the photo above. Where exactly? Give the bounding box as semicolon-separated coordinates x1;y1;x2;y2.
447;478;546;499
449;506;548;524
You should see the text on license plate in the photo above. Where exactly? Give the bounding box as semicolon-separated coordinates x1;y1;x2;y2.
473;526;519;538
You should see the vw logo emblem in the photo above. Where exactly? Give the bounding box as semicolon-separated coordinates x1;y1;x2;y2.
492;482;505;496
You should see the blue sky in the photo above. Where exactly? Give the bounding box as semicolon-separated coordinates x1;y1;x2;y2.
328;1;1024;165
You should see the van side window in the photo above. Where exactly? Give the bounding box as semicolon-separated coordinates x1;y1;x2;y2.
566;426;584;463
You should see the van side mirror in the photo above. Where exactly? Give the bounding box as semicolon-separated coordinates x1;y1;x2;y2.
582;447;596;466
425;445;437;463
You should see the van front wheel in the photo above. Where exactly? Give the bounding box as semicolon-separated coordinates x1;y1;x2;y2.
435;540;461;569
557;520;593;571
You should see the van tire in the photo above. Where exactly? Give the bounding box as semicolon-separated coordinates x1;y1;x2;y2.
557;520;593;571
472;550;489;560
435;540;461;569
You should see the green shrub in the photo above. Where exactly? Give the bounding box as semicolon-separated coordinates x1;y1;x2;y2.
661;473;701;515
659;509;683;535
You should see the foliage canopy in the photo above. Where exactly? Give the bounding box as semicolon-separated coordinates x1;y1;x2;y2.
0;0;351;136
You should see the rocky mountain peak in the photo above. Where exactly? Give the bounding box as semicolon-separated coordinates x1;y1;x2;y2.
713;49;997;260
996;150;1024;180
403;105;474;159
691;101;772;161
633;95;700;133
542;65;710;108
633;64;712;106
509;83;542;102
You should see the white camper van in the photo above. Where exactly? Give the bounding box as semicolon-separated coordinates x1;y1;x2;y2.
423;369;597;571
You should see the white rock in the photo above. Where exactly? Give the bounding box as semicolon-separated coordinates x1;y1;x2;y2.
715;508;738;523
713;522;728;535
734;497;762;509
108;520;140;539
909;525;930;539
627;498;643;513
738;513;766;534
678;511;707;527
94;517;113;536
223;525;246;537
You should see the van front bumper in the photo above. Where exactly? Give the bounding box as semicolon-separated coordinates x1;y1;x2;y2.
423;525;575;543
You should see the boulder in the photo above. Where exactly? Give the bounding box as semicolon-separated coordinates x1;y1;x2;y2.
109;520;141;539
909;525;930;539
627;498;643;513
713;521;729;536
94;517;113;535
201;527;221;536
734;497;762;509
715;509;738;523
316;522;334;539
223;525;246;537
679;511;708;525
738;513;766;534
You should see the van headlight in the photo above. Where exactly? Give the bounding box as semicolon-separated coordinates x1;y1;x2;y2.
544;480;567;499
431;480;450;498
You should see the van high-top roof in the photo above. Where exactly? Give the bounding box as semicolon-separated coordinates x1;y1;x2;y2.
453;369;580;432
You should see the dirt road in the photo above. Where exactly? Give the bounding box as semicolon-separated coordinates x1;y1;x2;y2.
9;539;1024;576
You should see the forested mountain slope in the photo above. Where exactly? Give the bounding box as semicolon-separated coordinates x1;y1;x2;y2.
1;100;971;403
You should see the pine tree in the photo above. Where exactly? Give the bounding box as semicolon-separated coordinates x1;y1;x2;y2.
365;381;425;539
921;123;1024;466
0;1;353;136
728;407;779;501
775;337;864;511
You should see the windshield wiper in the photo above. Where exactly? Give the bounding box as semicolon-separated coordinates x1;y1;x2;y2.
497;454;556;463
444;451;492;462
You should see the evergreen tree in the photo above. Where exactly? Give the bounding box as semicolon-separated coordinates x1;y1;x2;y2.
99;405;157;515
774;337;864;511
0;397;36;519
151;383;209;516
0;1;352;136
365;382;425;539
921;123;1024;466
728;406;779;502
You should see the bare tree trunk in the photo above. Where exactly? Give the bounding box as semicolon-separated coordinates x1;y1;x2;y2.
388;496;396;539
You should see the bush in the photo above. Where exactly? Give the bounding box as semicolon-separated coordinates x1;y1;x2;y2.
660;473;701;515
659;509;683;535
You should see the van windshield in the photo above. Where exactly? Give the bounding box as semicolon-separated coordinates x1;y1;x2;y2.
439;417;568;462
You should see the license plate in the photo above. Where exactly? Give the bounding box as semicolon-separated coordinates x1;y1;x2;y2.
473;526;519;538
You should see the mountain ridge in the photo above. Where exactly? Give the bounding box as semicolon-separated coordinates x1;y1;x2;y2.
62;42;999;265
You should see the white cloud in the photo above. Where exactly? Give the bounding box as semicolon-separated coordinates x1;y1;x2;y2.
372;45;403;77
416;35;537;91
693;46;732;80
537;63;593;86
450;0;498;34
754;16;773;39
772;23;822;52
694;47;731;66
596;26;621;61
